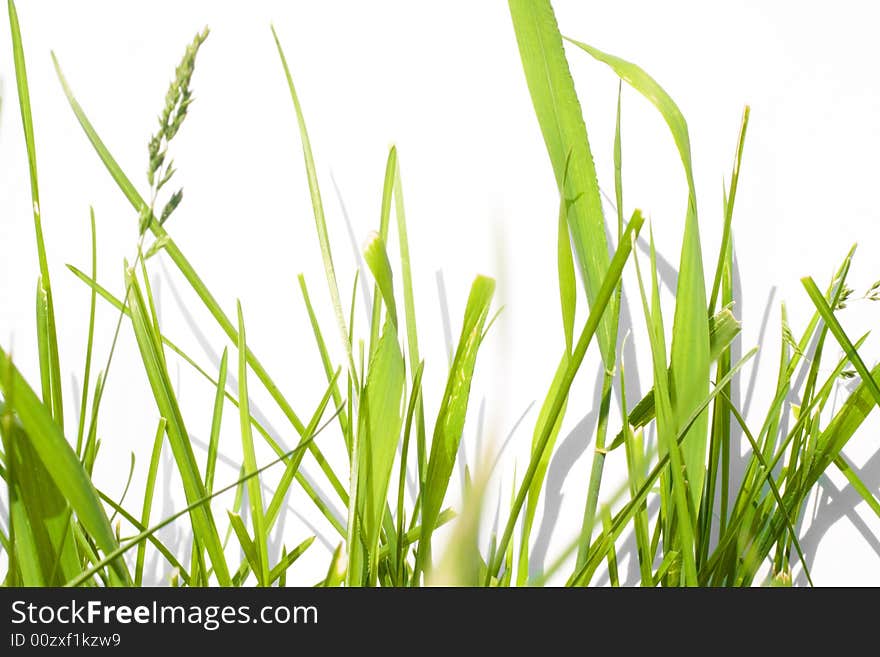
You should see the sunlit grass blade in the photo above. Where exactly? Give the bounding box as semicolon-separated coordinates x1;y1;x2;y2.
298;274;349;440
708;106;750;314
834;454;880;520
416;275;496;579
353;318;405;585
508;0;614;367
391;154;428;489
269;536;314;585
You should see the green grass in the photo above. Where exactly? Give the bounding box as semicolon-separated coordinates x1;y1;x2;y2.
2;0;879;587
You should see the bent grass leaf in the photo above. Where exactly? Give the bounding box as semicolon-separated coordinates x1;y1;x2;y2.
567;37;711;515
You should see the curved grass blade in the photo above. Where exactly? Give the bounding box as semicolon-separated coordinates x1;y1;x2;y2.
567;37;711;515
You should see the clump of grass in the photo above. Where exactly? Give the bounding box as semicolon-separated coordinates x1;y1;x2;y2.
1;0;879;588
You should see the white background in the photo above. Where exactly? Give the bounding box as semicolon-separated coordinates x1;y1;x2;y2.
1;0;879;585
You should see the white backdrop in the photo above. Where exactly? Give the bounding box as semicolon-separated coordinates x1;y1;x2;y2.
1;0;879;585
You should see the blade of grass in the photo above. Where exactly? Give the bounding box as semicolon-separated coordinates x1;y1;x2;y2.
508;0;615;367
708;106;750;314
66;265;350;528
269;536;314;585
236;302;269;586
0;411;80;585
802;277;880;409
204;349;228;494
568;36;711;517
8;0;63;426
0;346;130;584
416;275;496;579
135;418;166;585
66;406;338;587
125;265;230;585
271;25;357;380
491;212;644;581
75;208;99;456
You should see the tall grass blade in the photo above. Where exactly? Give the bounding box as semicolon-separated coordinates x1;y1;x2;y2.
236;302;269;585
9;0;63;426
271;25;356;379
125;266;230;585
508;0;614;366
